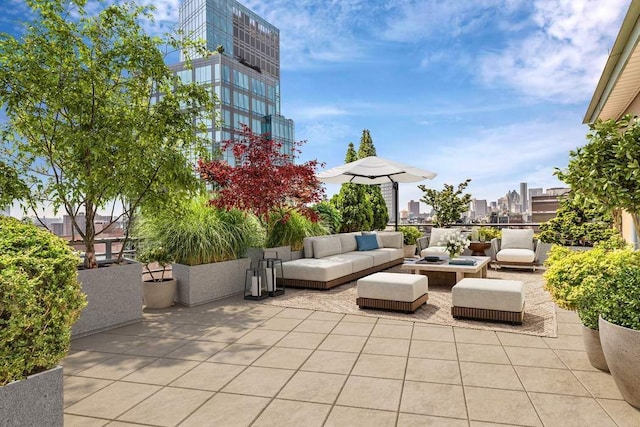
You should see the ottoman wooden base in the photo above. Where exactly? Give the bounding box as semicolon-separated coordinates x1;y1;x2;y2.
357;293;428;313
451;305;524;325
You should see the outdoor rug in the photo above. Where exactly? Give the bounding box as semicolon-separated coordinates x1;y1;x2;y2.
266;267;557;337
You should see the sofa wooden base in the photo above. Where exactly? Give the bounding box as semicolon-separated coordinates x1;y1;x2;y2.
357;293;428;313
451;305;524;325
278;258;403;290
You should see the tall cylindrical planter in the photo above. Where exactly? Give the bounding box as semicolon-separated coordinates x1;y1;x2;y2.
143;278;177;309
581;325;609;372
599;317;640;408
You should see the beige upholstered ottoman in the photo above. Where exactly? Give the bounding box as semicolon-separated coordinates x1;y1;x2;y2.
451;278;525;324
356;272;428;313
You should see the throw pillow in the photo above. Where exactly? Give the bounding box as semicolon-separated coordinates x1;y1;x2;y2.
362;231;384;248
355;234;379;251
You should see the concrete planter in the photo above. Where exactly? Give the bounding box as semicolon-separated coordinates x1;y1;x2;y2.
0;366;63;426
290;249;303;260
73;261;142;337
581;325;609;372
403;244;417;258
143;278;177;309
172;258;251;307
599;317;640;408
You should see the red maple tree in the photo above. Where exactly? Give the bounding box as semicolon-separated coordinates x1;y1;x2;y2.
197;124;325;226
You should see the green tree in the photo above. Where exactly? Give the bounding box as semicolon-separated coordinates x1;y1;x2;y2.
419;179;472;227
0;162;27;210
331;143;373;232
0;0;215;268
357;129;389;230
556;115;640;242
538;197;616;246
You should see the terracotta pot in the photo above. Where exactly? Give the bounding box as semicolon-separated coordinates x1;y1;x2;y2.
599;317;640;408
581;325;609;372
143;278;177;309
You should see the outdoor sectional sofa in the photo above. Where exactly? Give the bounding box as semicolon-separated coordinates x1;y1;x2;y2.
279;231;405;290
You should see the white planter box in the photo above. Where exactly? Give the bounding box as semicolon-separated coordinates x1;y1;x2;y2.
172;258;251;307
73;261;143;338
0;366;63;426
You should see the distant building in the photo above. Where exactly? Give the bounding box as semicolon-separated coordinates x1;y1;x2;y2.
408;200;420;218
531;191;569;223
381;182;394;223
170;0;295;164
545;187;571;196
520;182;528;213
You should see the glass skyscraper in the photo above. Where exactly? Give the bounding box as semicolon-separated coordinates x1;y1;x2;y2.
169;0;295;165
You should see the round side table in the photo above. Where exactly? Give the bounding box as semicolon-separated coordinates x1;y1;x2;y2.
469;241;491;256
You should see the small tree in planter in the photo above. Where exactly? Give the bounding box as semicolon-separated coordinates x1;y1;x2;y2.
198;125;325;248
137;245;176;309
0;216;86;423
0;0;215;269
399;226;422;257
266;208;328;252
418;179;472;227
544;236;626;371
577;249;640;408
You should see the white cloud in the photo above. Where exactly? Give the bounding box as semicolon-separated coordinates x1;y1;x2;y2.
291;105;352;121
479;0;631;103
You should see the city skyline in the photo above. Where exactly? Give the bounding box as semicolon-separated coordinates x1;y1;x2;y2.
0;0;632;214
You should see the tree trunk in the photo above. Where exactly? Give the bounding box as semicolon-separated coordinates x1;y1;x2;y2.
84;202;98;269
632;212;640;248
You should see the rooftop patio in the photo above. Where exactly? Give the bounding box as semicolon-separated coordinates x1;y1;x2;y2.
62;279;640;427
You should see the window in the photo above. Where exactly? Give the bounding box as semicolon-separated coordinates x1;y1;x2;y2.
252;99;265;116
252;78;265;97
233;92;249;111
177;69;192;83
195;65;211;83
235;113;248;129
233;70;249;89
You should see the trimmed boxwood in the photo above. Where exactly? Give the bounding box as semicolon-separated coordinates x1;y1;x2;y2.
398;226;422;246
0;216;86;385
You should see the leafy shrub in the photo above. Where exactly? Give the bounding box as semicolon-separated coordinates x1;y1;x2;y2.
136;197;264;266
398;226;423;245
312;201;342;234
0;216;86;385
538;198;616;246
267;208;328;251
136;245;173;282
576;249;640;330
478;227;501;241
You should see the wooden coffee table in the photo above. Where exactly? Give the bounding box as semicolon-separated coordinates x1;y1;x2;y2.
401;256;491;286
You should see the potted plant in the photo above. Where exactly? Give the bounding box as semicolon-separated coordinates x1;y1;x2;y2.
137;246;177;309
544;236;626;371
136;197;263;307
399;226;422;257
578;249;640;408
0;217;86;424
264;208;328;260
0;0;215;336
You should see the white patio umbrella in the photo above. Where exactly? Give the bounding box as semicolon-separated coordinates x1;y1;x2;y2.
317;156;437;230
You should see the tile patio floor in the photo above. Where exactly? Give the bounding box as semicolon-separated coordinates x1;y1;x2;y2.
63;295;640;426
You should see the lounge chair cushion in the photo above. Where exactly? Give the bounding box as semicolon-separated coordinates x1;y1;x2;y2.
420;246;448;257
496;248;535;263
500;229;534;250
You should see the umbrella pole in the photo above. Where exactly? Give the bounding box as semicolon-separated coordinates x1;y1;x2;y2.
393;181;399;231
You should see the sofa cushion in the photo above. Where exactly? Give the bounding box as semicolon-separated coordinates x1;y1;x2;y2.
328;253;374;272
303;236;315;258
356;234;379;251
379;232;403;249
377;247;404;262
281;258;353;282
313;236;342;258
338;233;358;253
356;248;392;265
362;231;384;248
501;229;534;250
429;228;458;247
496;248;535;263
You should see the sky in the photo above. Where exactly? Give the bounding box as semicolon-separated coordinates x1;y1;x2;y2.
0;0;632;216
